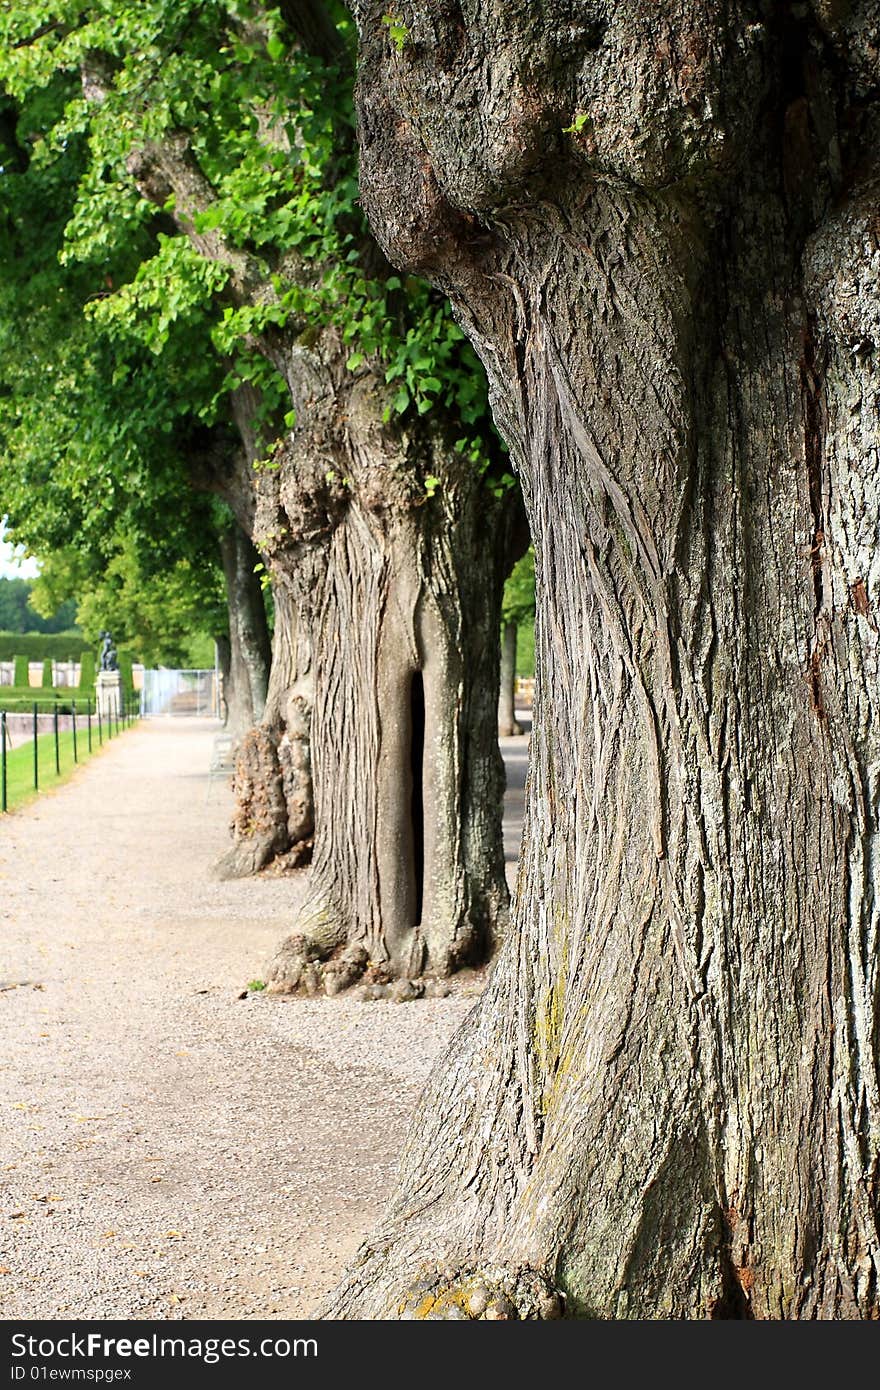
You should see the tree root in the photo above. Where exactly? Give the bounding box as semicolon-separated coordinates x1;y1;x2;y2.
263;934;439;1001
211;834;280;881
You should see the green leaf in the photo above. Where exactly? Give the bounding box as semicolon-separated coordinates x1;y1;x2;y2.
563;112;591;135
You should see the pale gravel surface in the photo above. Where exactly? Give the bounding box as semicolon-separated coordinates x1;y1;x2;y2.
0;717;531;1322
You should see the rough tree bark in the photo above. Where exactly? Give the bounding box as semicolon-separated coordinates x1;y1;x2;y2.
325;0;880;1318
217;521;271;742
257;378;514;989
497;621;522;738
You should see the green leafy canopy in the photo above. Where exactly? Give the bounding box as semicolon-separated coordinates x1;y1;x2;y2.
0;2;508;486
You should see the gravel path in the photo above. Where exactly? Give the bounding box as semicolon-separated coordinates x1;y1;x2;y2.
0;717;531;1321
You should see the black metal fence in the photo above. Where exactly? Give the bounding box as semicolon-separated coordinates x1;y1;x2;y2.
0;691;140;814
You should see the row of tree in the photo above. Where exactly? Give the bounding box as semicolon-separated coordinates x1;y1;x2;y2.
0;3;527;993
4;0;877;1320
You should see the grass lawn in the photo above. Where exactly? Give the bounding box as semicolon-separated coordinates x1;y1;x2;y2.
0;724;123;814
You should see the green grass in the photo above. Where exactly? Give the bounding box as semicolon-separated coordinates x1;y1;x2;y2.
0;723;126;814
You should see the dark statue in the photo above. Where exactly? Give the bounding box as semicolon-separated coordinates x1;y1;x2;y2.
98;630;119;672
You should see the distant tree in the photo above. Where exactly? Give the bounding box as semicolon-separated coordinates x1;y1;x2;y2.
0;577;30;632
0;576;76;633
0;77;270;721
498;549;535;738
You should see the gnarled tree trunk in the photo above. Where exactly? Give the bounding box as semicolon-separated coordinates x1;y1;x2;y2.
214;582;314;880
260;386;513;992
217;521;271;742
326;1;880;1318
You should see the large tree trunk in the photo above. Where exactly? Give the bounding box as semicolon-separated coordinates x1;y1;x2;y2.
497;622;521;738
213;582;314;880
217;522;271;742
262;434;512;993
326;1;880;1318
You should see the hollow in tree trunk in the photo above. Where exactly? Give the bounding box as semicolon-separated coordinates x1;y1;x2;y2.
325;1;880;1318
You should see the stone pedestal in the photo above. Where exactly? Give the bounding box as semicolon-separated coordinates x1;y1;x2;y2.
95;670;122;721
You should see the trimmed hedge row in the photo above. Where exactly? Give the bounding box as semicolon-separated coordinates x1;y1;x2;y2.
0;631;93;661
0;685;97;712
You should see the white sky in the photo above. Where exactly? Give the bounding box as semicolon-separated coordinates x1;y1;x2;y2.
0;518;40;580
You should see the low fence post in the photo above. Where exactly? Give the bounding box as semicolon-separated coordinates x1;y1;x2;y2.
1;710;7;813
54;702;60;775
32;701;38;792
97;698;103;747
72;699;78;764
87;698;92;753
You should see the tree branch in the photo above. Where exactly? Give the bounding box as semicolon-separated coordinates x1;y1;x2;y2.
79;54;272;311
126;135;272;308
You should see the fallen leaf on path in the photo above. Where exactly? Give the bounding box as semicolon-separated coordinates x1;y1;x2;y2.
164;1230;183;1239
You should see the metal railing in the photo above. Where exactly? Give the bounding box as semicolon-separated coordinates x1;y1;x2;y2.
0;691;140;814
